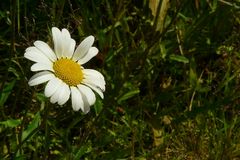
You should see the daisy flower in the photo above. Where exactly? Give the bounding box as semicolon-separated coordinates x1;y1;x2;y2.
24;27;105;114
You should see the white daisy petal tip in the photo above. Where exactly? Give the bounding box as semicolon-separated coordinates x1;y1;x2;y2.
84;35;95;43
33;40;57;61
52;27;60;33
82;106;90;114
28;71;54;86
88;35;95;41
78;47;99;65
78;84;96;106
70;86;83;111
30;63;53;72
57;83;70;106
72;35;96;61
44;77;62;98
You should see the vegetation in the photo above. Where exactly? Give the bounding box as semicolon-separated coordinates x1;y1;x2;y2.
0;0;240;159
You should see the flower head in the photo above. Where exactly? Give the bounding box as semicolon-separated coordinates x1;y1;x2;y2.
24;27;105;114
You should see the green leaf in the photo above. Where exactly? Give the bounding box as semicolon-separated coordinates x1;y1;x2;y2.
8;66;20;80
0;80;16;107
22;112;41;141
94;98;103;115
74;143;92;160
117;89;140;103
189;68;198;87
149;0;170;32
169;54;189;63
13;155;27;160
36;93;47;102
160;43;167;59
0;119;21;128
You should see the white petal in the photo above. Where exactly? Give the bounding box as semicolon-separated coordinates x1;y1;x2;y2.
68;39;76;58
83;69;106;92
62;38;76;58
83;69;105;84
82;103;90;114
30;63;53;72
72;36;94;61
61;29;76;58
77;84;96;106
52;27;63;58
24;47;52;65
44;77;62;97
78;47;98;65
62;29;71;39
28;71;54;86
57;82;70;105
70;86;84;111
82;83;104;99
50;81;65;104
82;69;106;97
34;40;57;61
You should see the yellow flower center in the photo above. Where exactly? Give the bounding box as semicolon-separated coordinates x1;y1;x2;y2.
53;58;83;86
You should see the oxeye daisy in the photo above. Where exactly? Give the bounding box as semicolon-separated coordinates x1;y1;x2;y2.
24;27;105;114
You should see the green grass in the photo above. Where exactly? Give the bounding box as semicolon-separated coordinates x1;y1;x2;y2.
0;0;240;159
